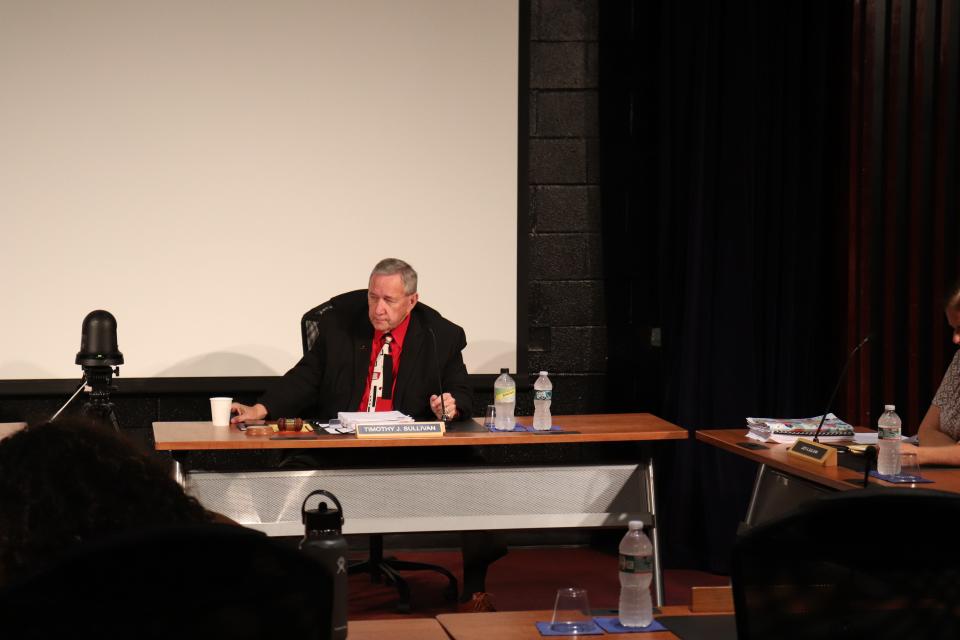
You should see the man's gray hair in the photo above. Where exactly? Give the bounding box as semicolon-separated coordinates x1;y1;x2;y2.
370;258;418;294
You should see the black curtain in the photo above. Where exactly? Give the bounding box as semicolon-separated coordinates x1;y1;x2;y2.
601;1;852;571
844;0;960;430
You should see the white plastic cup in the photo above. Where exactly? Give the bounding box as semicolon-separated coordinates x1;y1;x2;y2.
210;397;233;427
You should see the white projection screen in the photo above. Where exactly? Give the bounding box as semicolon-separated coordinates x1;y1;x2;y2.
0;0;519;380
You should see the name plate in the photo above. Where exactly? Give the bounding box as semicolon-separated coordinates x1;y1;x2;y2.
355;421;446;438
787;437;837;467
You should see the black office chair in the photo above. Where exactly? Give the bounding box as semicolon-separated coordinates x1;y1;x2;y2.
0;523;334;640
301;290;458;612
731;488;960;640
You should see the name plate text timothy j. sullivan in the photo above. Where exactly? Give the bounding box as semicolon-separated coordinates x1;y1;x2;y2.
355;422;446;439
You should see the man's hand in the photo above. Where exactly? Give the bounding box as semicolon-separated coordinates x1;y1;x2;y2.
231;402;268;424
430;393;457;421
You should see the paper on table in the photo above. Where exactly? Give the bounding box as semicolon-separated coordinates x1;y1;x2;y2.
313;422;355;435
746;430;853;444
853;432;878;444
869;470;933;484
746;414;854;438
337;411;413;428
534;621;603;636
768;433;852;444
593;617;667;634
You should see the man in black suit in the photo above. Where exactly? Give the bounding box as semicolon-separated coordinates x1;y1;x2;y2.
231;257;472;423
231;258;500;599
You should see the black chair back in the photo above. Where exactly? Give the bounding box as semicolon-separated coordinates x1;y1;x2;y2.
732;488;960;640
301;290;366;355
300;289;441;355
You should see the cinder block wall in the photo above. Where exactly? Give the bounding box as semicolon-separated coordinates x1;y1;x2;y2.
522;0;606;415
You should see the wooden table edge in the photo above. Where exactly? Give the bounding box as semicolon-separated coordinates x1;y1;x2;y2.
436;606;731;639
154;430;690;451
436;605;723;622
349;617;450;639
153;414;689;451
695;428;876;490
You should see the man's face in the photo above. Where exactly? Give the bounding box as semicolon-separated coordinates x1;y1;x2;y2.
368;273;418;332
948;306;960;346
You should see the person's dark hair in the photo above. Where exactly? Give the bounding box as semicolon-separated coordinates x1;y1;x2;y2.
0;418;209;584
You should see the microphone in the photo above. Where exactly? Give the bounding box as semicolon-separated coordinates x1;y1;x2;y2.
862;445;878;487
812;334;871;443
427;326;448;421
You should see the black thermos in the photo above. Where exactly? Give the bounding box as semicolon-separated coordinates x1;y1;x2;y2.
300;490;349;639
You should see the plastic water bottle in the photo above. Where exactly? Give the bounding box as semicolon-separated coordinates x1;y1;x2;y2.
493;368;516;431
533;371;553;430
877;404;902;476
618;520;653;628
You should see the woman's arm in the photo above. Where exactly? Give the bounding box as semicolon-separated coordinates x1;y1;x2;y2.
902;404;960;465
901;441;960;465
918;404;955;446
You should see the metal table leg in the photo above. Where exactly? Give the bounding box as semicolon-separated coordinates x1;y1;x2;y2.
644;455;665;609
743;463;767;527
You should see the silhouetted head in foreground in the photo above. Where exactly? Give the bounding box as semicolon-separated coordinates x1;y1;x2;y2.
0;418;209;584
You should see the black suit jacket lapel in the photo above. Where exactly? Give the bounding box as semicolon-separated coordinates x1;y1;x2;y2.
349;314;373;412
395;310;424;410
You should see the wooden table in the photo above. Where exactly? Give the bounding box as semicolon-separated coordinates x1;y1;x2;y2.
436;607;732;640
349;617;449;639
153;414;686;450
155;414;687;607
697;429;960;525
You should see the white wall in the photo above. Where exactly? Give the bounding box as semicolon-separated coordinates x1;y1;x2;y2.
0;0;518;378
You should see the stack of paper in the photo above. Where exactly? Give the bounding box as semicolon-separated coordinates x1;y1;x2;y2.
337;411;414;429
746;413;855;443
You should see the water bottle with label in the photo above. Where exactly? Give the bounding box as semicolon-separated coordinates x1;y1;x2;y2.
533;371;552;430
877;404;902;476
493;368;516;431
618;520;653;627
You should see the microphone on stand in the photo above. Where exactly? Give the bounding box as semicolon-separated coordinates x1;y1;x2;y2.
862;445;878;487
812;334;872;443
427;326;448;421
